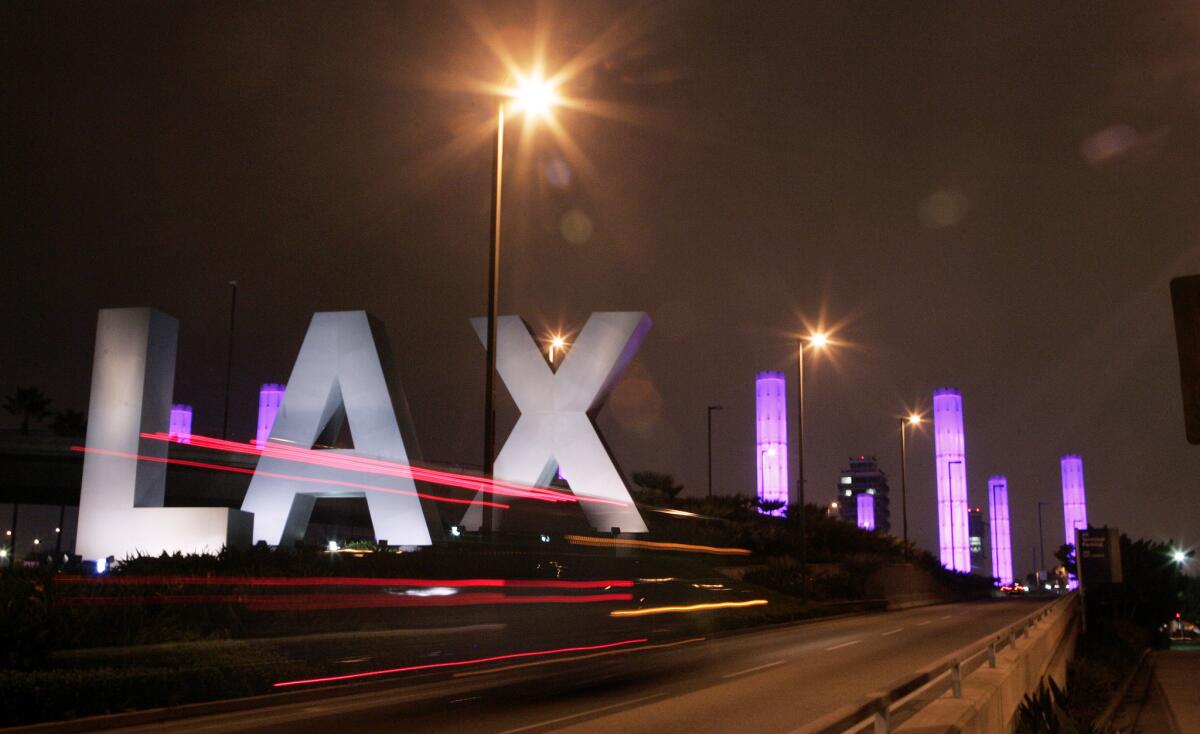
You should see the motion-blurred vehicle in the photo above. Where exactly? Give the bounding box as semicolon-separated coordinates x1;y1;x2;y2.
999;582;1027;596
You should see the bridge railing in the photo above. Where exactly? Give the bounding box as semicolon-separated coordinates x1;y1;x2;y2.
797;593;1077;734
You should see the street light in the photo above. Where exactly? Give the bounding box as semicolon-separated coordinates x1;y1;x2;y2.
481;71;561;535
546;333;568;365
707;405;723;498
796;331;830;600
899;413;922;554
1036;501;1051;583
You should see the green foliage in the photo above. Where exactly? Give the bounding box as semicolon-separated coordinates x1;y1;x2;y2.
1055;543;1076;577
50;409;87;437
630;471;685;504
0;570;52;669
0;643;303;726
1015;678;1097;734
3;386;52;434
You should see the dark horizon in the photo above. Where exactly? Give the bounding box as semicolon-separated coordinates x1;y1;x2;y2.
3;1;1199;570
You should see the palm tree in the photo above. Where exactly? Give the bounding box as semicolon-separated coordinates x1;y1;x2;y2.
4;386;52;435
51;409;87;437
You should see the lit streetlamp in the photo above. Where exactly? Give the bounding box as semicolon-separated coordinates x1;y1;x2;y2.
547;334;567;365
481;72;560;535
899;413;922;554
796;331;830;600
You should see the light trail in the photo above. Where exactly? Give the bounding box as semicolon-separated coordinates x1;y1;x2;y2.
564;534;751;556
609;599;768;617
452;637;706;678
136;432;629;508
56;592;633;611
271;638;649;688
70;446;509;509
54;575;633;589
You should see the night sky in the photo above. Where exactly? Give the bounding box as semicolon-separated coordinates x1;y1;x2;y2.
4;2;1199;571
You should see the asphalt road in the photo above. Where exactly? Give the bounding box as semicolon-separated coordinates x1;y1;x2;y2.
103;597;1050;734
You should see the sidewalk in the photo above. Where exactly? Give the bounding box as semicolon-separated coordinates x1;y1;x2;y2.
1153;646;1200;734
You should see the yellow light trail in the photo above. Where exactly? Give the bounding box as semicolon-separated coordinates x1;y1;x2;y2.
564;535;751;556
610;600;769;618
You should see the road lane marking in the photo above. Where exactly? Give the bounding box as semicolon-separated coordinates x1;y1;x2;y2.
917;620;932;626
722;659;787;679
939;615;952;620
881;628;904;636
498;693;667;733
825;640;861;651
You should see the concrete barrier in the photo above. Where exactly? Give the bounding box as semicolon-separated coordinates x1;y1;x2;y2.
896;595;1079;733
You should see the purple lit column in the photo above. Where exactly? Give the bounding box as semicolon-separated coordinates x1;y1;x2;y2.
1061;454;1088;589
988;476;1013;586
169;404;192;444
856;493;875;531
933;388;970;572
755;371;788;516
256;384;286;446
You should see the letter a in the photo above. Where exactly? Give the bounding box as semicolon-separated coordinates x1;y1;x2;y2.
241;311;436;547
469;311;652;534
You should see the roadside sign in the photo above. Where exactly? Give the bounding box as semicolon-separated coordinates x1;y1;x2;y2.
1077;527;1122;586
1170;274;1200;444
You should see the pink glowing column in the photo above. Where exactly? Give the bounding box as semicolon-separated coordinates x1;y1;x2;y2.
988;476;1013;585
755;371;789;516
933;388;970;572
168;404;192;444
1061;454;1088;589
856;492;875;531
256;383;286;446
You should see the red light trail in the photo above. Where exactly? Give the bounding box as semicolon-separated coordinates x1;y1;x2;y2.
130;432;630;508
54;591;633;611
55;575;633;589
271;638;650;688
70;446;511;509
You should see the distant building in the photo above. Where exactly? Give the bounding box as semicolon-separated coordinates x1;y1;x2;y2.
968;506;990;576
836;456;890;534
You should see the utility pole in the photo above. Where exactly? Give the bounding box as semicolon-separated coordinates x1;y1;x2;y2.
707;405;722;497
221;280;238;440
1037;500;1050;580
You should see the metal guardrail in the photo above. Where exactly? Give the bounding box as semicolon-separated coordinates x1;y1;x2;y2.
799;593;1077;734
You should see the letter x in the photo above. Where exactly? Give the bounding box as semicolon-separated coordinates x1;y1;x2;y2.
470;312;652;533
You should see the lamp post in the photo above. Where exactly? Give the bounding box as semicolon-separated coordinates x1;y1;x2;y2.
221;280;237;440
1036;500;1050;583
899;413;922;555
547;334;567;365
481;74;559;536
707;405;723;498
795;331;828;600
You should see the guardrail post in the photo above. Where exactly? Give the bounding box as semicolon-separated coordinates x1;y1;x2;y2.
1009;629;1018;649
951;663;962;697
873;709;889;734
988;642;997;668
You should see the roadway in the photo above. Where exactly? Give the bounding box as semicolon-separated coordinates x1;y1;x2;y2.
100;597;1049;734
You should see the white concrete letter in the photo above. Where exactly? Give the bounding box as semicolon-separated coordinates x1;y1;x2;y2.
75;308;252;562
470;312;651;533
240;311;436;547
